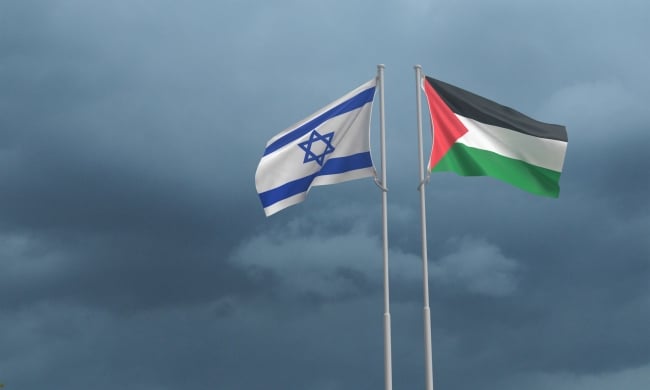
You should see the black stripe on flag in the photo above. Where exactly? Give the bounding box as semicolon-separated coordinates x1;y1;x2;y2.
425;77;568;142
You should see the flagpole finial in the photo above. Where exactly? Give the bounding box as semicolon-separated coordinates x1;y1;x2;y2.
415;64;422;70
377;64;385;70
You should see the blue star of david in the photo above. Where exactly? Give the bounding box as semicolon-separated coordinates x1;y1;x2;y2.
298;130;335;166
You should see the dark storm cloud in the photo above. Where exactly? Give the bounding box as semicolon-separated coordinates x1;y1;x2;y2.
1;0;649;390
0;1;276;320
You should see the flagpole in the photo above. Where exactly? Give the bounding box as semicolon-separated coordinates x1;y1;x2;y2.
415;64;434;390
377;64;393;390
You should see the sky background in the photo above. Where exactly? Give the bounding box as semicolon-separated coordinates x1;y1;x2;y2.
1;0;649;389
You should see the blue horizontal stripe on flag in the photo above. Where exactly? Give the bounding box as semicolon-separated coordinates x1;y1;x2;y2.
263;87;375;156
258;152;373;208
318;151;373;175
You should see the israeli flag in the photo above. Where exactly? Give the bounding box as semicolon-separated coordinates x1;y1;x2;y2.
255;79;377;216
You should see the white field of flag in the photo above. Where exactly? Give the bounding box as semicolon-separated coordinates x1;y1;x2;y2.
255;79;377;216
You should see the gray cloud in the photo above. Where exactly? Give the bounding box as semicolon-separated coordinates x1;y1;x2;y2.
430;237;519;296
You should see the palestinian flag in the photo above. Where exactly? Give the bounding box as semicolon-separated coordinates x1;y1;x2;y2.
422;76;568;197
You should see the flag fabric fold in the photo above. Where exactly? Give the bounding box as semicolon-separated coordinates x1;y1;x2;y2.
255;79;377;216
422;76;568;197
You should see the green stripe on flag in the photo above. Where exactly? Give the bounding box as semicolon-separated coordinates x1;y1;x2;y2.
432;143;562;197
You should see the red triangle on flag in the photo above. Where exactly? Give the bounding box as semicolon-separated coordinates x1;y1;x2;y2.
422;79;468;171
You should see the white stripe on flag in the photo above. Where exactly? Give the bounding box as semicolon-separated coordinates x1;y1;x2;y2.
456;115;568;172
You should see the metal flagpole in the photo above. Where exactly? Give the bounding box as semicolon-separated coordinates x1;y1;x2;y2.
415;64;435;390
377;64;393;390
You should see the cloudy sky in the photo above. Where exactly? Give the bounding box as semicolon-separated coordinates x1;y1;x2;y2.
1;0;649;389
